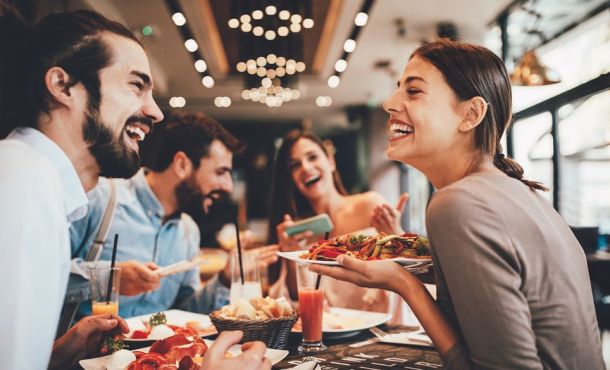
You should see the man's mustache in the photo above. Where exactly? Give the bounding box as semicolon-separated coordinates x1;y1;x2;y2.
204;189;230;202
125;115;154;131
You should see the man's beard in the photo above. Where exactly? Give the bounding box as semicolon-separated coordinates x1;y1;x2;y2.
82;110;141;179
175;175;228;216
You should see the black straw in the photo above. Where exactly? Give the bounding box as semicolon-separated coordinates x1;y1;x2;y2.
234;208;245;285
315;232;331;290
106;234;119;303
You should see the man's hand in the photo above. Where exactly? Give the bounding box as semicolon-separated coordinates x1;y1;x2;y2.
49;314;129;370
371;192;409;235
116;260;160;296
200;331;271;370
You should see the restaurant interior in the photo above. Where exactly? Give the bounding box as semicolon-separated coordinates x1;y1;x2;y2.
8;0;610;368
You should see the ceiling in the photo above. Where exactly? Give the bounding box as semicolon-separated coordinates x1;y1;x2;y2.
65;0;602;125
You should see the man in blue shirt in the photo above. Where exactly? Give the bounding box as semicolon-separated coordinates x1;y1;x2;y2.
71;112;278;317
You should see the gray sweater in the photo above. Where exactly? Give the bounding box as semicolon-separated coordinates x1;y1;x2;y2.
426;171;604;370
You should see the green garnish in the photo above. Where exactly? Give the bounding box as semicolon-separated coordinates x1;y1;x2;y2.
348;234;367;244
414;236;430;256
102;336;125;354
149;312;167;327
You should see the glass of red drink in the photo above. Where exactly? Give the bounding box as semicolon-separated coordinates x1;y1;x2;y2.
296;263;327;353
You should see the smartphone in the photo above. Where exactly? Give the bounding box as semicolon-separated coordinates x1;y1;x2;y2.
285;213;334;237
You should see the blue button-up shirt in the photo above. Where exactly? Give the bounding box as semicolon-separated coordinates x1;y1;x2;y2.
70;169;228;317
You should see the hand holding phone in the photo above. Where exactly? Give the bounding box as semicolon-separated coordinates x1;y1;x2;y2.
285;213;334;237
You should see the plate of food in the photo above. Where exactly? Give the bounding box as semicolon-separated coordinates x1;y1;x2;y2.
292;307;392;338
124;310;217;345
277;233;431;266
79;335;289;370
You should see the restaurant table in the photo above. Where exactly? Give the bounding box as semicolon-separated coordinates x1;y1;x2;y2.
273;325;444;370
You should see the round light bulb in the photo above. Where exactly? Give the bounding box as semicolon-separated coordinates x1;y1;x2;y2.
265;30;276;40
227;18;239;28
266;54;277;64
240;14;251;23
253;26;264;36
278;26;289;37
195;59;208;73
241;90;251;100
354;12;368;26
184;39;198;52
262;77;272;88
202;76;214;88
240;23;252;32
296;61;306;72
343;39;356;53
236;62;246;73
256;57;266;66
334;59;347;73
290;14;302;24
328;75;340;88
265;5;277;15
172;12;187;26
256;67;266;77
303;18;314;28
279;10;290;20
252;10;263;20
276;57;286;66
290;23;301;33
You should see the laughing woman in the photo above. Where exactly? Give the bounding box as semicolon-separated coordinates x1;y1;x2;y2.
311;39;604;370
267;130;408;313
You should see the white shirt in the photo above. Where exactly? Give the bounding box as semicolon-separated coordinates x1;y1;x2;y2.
0;127;88;369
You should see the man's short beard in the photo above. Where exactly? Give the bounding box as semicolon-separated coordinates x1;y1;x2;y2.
82;109;140;179
175;175;229;216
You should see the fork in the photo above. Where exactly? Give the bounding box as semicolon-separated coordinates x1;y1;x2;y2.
369;326;388;338
349;326;389;348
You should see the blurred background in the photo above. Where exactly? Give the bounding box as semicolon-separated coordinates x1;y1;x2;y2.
10;0;610;248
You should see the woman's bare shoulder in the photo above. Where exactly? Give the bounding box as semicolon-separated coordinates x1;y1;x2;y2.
346;191;386;210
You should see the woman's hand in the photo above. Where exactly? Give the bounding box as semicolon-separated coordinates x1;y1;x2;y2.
200;331;271;370
309;254;409;293
371;193;409;235
276;214;312;252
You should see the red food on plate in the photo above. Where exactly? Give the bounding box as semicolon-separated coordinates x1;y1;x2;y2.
149;334;192;354
131;330;149;339
126;352;169;369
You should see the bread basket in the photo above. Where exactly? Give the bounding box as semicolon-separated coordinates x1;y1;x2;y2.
209;311;298;349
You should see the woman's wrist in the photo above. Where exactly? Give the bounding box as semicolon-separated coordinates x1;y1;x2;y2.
394;269;426;301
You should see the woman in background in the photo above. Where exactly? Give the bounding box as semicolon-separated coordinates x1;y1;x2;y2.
312;39;604;369
267;130;408;313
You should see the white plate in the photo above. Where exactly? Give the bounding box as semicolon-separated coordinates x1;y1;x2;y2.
277;250;431;266
124;309;216;343
79;339;289;370
380;331;434;347
293;307;392;335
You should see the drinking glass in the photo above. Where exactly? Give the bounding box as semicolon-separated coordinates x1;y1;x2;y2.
229;250;262;305
296;263;326;353
89;266;121;315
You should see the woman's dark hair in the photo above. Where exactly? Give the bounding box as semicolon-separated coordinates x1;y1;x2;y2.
0;8;141;138
266;130;347;244
140;112;243;172
412;38;547;191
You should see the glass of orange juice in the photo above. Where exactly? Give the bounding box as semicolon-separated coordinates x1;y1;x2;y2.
89;266;121;315
296;263;327;354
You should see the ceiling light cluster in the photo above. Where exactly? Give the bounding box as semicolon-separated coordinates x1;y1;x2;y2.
228;7;313;39
236;55;306;78
214;96;232;107
315;96;333;107
169;96;186;108
241;86;301;108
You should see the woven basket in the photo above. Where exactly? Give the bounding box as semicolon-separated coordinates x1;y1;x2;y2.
209;311;298;349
